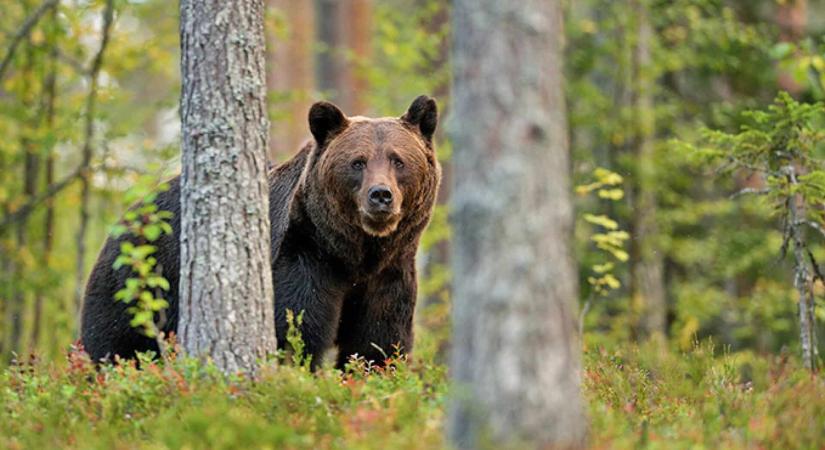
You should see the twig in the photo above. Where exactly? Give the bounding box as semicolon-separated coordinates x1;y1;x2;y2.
779;198;791;261
797;219;825;241
807;248;825;286
0;167;82;234
729;187;771;199
0;160;152;234
0;0;59;82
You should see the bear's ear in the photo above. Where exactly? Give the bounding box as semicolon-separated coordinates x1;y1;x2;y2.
309;101;349;147
401;95;438;143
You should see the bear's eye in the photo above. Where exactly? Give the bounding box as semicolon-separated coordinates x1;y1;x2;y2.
351;160;366;171
392;157;405;169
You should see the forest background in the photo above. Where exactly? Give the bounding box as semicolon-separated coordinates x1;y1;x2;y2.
2;0;825;448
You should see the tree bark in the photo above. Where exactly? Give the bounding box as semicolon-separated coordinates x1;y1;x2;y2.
10;38;39;359
179;0;276;374
786;166;819;371
31;2;59;351
448;1;587;448
266;0;315;161
314;0;370;112
73;0;114;319
336;0;371;114
629;0;666;339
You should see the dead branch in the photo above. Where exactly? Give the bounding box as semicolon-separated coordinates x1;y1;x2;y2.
729;187;771;199
797;219;825;242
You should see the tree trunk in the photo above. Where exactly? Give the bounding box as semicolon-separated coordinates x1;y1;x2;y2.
786;167;818;371
448;1;587;448
314;0;339;99
31;2;59;351
629;0;666;339
418;0;450;361
73;0;114;320
10;40;39;359
179;0;276;374
266;0;315;160
336;0;371;114
314;0;370;112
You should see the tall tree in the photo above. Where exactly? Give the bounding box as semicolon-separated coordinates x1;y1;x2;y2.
336;0;371;113
31;1;60;350
267;0;315;160
314;0;371;113
448;1;587;448
178;0;276;374
629;0;666;339
73;0;114;317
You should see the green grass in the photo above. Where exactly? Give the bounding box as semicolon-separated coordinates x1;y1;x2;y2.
2;338;823;449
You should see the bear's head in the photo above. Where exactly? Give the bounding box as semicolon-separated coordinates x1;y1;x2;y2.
306;96;440;238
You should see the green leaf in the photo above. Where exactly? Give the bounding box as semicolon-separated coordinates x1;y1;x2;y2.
584;214;619;230
144;224;162;242
597;188;624;200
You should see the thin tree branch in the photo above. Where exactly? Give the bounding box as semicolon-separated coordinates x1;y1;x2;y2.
0;167;82;234
0;161;144;234
780;197;791;261
0;0;59;82
797;219;825;241
807;248;825;286
729;187;771;199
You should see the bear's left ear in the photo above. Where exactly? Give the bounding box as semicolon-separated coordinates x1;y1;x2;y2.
401;95;438;143
309;101;349;148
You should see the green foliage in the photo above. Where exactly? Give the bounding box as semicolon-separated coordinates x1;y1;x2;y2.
365;0;449;117
584;339;825;449
0;0;181;360
683;92;825;368
578;168;630;297
284;309;311;369
111;183;173;339
3;340;825;449
697;92;825;216
566;0;815;352
0;343;448;450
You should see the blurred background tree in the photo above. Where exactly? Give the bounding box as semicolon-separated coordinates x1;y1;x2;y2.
0;0;823;372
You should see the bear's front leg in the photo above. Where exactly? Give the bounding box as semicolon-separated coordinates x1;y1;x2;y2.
335;262;416;370
273;254;346;370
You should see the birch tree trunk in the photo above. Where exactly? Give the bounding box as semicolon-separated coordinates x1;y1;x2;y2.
179;0;276;374
448;1;587;448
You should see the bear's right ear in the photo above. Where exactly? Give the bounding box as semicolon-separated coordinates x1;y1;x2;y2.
309;101;349;148
401;95;438;143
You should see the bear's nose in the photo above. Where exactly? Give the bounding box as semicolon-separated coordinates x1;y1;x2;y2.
368;185;393;207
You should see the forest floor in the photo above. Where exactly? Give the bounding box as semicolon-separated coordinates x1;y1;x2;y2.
1;337;823;449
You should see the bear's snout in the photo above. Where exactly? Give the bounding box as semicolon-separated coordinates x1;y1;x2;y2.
359;184;402;237
367;185;394;209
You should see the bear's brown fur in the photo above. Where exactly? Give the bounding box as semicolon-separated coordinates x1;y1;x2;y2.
80;96;440;369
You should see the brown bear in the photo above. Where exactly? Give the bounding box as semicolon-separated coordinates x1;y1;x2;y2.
81;96;441;370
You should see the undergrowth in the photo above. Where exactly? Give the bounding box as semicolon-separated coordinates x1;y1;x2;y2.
2;337;823;449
